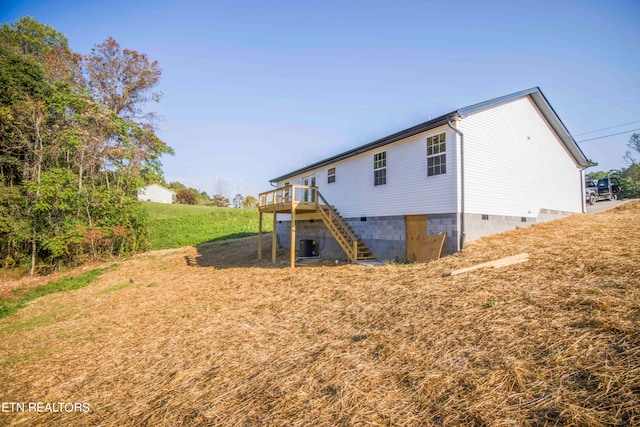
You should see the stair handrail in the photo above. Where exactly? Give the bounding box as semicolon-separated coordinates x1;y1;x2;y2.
316;190;358;245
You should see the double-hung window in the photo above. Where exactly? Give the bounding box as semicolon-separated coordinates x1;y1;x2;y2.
327;167;336;183
427;132;446;176
374;152;386;186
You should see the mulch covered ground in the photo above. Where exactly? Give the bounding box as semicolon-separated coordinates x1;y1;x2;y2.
1;202;639;426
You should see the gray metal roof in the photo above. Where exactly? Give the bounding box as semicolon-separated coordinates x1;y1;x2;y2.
269;87;593;182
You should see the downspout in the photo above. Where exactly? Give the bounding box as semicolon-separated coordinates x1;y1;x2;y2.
447;116;465;252
579;168;586;213
577;160;597;213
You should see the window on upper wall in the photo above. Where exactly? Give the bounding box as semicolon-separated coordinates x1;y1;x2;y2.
373;151;386;186
327;167;336;183
427;132;446;176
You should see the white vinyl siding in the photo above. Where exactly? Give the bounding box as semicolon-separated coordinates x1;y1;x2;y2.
137;184;175;204
276;125;458;218
458;96;583;217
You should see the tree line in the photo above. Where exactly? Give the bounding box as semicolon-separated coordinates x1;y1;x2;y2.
0;17;173;274
161;177;257;208
586;134;640;199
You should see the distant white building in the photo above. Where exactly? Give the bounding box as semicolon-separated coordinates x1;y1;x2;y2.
137;183;176;204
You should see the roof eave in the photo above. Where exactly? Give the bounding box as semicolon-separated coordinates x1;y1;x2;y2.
269;87;593;182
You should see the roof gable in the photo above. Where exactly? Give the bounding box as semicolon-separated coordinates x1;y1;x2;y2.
270;87;592;182
141;183;176;194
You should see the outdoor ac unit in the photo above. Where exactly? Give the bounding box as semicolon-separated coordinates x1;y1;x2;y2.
299;239;318;257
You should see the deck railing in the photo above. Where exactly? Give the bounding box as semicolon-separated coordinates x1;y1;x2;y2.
259;185;317;209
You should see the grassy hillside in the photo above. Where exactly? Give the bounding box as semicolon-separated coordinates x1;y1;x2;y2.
0;202;638;426
144;202;273;250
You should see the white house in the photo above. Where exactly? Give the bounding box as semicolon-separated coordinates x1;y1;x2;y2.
259;87;595;263
137;183;176;204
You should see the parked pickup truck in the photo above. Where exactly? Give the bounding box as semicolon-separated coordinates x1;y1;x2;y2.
596;177;623;201
585;180;598;205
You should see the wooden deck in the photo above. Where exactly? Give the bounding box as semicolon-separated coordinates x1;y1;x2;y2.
257;185;375;267
258;185;318;213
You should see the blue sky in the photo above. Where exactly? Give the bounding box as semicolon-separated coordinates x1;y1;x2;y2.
2;0;640;198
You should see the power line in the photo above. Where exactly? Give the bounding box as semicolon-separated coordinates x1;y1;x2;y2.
559;83;640;108
574;120;640;136
577;128;640;143
564;97;640;119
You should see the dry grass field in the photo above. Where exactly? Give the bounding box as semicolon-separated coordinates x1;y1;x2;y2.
1;202;639;426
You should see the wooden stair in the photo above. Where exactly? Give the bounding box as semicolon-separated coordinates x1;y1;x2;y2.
316;196;376;262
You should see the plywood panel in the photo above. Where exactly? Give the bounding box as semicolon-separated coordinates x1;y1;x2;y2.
447;253;529;276
423;232;446;262
407;215;446;262
406;215;427;262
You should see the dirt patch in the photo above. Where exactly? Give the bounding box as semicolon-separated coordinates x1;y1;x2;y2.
0;203;639;426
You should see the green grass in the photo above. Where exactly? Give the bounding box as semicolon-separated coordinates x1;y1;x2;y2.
144;202;221;221
0;268;106;319
143;202;273;250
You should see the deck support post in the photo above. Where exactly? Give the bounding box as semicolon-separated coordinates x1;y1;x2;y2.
272;212;277;264
290;207;296;268
258;211;263;260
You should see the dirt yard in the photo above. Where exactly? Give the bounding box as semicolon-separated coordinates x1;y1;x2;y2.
1;202;639;426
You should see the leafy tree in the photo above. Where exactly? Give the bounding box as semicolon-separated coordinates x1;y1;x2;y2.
82;37;161;120
587;166;640;199
212;194;230;207
0;182;29;268
626;164;640;197
586;170;609;181
167;181;186;192
242;195;257;209
624;133;640;165
0;17;170;275
232;193;244;208
0;47;66;273
176;189;197;205
0;16;69;58
80;37;173;190
167;181;211;205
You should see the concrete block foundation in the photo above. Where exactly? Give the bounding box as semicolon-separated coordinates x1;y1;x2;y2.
274;208;574;262
464;208;575;243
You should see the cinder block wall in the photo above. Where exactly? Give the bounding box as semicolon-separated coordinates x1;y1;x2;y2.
275;209;572;261
347;216;405;261
275;215;407;261
464;209;575;243
426;213;458;254
275;214;465;261
275;219;347;259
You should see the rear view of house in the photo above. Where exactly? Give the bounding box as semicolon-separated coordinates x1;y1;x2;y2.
259;87;594;266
